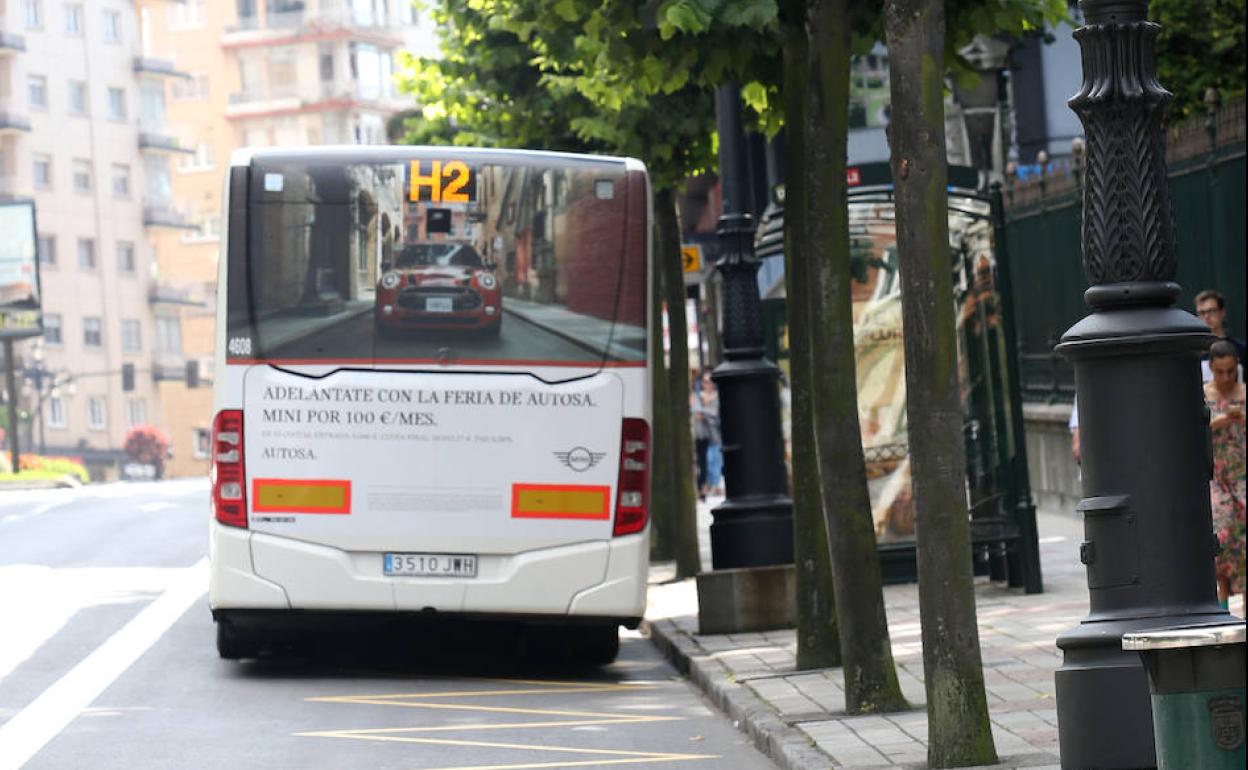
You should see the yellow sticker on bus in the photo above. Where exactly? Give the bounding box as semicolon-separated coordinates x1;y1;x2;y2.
511;484;611;520
252;478;352;514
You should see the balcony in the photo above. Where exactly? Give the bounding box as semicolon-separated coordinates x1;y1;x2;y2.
143;202;196;230
152;354;188;382
0;31;26;55
138;131;194;155
149;280;200;307
133;56;191;80
222;6;405;49
0;109;30;134
224;87;401;121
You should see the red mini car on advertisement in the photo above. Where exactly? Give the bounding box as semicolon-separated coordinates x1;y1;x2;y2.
375;242;502;337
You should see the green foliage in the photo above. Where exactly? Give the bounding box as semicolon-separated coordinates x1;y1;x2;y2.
1151;0;1246;120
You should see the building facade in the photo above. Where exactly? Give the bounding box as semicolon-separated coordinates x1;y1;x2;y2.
2;0;193;479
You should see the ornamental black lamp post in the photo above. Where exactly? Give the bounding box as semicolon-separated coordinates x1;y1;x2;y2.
708;85;793;568
1053;2;1233;767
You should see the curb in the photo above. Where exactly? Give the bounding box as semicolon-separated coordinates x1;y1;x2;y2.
502;306;610;359
643;617;835;770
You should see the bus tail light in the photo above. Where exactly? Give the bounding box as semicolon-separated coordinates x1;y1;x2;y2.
614;418;650;537
211;410;248;528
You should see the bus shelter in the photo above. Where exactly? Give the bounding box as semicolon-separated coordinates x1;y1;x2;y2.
754;162;1042;593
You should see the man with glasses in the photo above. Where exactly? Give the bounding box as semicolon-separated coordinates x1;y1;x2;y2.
1196;289;1246;382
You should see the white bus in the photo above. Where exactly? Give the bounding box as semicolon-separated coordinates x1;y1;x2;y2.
209;148;652;665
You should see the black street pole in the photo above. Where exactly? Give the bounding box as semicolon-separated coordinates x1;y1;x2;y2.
708;84;793;569
4;339;20;473
1053;2;1233;768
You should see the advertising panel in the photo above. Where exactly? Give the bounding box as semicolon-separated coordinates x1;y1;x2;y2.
227;153;647;370
0;200;42;340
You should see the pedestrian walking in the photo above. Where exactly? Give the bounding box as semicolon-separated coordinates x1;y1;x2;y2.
690;369;721;501
700;371;723;497
1196;289;1246;382
1205;340;1246;609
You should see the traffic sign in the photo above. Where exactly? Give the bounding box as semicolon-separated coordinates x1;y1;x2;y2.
681;245;701;274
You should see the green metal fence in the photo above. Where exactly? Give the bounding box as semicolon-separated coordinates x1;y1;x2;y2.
1004;98;1246;403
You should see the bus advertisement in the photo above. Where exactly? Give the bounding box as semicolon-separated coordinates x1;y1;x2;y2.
209;148;651;665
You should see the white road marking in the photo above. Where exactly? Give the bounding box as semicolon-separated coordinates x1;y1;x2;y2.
0;560;206;770
1038;536;1067;544
138;502;177;513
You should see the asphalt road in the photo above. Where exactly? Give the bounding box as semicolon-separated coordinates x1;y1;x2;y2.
269;309;604;365
0;480;775;770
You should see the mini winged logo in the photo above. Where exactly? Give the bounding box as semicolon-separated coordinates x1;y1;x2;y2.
554;447;606;473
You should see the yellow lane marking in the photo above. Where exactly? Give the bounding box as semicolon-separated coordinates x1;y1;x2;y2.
306;699;674;721
299;717;672;734
308;684;651;703
299;677;718;769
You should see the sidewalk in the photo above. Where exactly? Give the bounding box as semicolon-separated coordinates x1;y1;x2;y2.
644;499;1245;770
503;295;646;359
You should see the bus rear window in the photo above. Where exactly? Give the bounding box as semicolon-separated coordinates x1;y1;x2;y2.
225;153;647;367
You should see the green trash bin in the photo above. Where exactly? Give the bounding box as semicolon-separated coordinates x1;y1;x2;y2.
1123;623;1245;769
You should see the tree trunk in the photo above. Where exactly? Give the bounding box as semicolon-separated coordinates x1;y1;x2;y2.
884;0;997;765
803;0;907;712
656;187;703;579
650;217;676;563
783;16;841;671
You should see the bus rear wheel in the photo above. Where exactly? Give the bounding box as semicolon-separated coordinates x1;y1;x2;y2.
216;622;261;660
572;624;619;667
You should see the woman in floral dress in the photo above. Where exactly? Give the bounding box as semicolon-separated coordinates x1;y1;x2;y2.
1206;340;1246;608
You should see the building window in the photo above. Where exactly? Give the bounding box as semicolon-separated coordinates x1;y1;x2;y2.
155;315;182;354
319;49;334;83
24;0;42;29
64;3;83;35
102;9;122;43
176;141;214;172
267;52;298;98
111;164;131;198
117;241;136;273
27;75;48;109
83;316;102;347
48;396;66;429
87;397;107;430
171;74;210;102
44;313;63;345
68;80;87;115
121;319;142;352
193;427;210;459
184;213;221;243
169;0;206;30
107;87;127;121
33;155;52;189
37;234;56;266
127;398;146;428
72;159;92;193
140;80;166;128
77;237;96;269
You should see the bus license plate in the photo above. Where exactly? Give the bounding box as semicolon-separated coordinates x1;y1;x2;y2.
384;553;477;578
425;297;453;313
